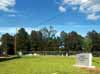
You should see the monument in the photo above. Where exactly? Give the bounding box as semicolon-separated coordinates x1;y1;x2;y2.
17;51;22;57
74;53;95;68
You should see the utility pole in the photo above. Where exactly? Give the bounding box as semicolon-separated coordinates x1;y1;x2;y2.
14;28;18;54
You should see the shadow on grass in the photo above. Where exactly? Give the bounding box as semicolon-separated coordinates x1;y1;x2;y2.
0;56;21;62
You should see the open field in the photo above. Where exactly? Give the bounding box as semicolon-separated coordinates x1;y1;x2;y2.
0;56;100;74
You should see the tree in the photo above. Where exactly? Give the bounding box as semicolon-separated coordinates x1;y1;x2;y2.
60;31;67;51
65;31;83;52
40;26;57;39
16;28;30;53
47;36;61;51
60;31;67;41
87;30;100;51
30;30;43;51
1;33;14;55
40;26;57;51
82;37;92;52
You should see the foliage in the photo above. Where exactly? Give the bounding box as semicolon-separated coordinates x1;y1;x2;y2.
30;30;43;51
16;28;30;52
0;27;100;55
0;33;14;54
82;37;92;52
87;30;100;51
64;31;83;51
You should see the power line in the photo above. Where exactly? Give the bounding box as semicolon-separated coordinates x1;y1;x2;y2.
34;13;64;27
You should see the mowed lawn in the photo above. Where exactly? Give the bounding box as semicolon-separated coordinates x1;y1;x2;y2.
0;56;100;74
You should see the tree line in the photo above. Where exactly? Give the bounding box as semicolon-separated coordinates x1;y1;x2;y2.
0;26;100;55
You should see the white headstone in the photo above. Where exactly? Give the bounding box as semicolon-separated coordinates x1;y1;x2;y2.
26;53;33;56
0;41;2;45
33;53;39;56
74;53;95;68
17;51;22;56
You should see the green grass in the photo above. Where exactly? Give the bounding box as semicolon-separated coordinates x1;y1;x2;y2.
0;56;100;74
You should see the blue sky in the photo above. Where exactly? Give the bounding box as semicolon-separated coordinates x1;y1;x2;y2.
0;0;100;36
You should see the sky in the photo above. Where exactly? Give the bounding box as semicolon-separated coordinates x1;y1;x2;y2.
0;0;100;36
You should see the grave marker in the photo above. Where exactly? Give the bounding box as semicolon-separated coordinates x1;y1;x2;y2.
74;53;95;68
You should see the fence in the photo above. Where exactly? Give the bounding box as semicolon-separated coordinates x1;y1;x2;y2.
24;51;100;56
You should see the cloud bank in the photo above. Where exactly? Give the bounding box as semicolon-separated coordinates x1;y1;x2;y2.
58;0;100;20
0;0;16;12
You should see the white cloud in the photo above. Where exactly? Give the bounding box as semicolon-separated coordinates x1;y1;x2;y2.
59;6;66;13
56;31;60;36
25;27;39;34
8;14;16;17
81;0;88;3
0;0;16;12
58;0;100;20
72;7;77;11
7;13;24;17
87;13;100;20
0;27;16;35
0;27;41;36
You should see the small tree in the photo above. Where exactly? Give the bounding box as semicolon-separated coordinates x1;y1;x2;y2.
1;33;14;55
16;28;30;53
82;37;92;52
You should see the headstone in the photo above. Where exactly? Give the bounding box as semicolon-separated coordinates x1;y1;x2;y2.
26;53;33;56
66;53;68;56
3;51;6;55
33;53;39;56
17;51;22;57
74;53;95;68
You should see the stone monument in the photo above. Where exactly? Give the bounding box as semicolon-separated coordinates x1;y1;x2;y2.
74;53;95;68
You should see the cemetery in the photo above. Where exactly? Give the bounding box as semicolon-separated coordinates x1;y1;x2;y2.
0;55;100;74
0;0;100;74
0;27;100;74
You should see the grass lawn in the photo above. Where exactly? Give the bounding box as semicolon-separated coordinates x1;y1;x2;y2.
0;56;100;74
